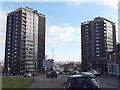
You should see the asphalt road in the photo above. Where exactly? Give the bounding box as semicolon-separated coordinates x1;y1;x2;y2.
30;74;119;89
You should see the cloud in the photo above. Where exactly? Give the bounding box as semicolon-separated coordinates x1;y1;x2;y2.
68;0;119;9
0;8;13;62
46;24;80;44
0;10;7;33
0;8;12;43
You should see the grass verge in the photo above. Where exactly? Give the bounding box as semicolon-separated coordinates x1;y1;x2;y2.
2;76;33;88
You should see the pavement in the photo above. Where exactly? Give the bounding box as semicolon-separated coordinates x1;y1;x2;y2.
96;74;119;88
30;75;64;88
29;74;120;89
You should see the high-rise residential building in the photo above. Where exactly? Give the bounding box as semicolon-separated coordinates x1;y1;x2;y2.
118;2;120;43
81;17;116;72
4;7;46;75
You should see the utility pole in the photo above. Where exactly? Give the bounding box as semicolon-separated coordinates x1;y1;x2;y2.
79;58;81;71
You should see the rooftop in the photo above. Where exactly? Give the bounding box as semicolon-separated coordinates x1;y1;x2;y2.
7;7;45;17
81;17;115;25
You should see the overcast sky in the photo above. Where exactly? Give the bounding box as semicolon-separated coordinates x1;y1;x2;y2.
0;0;119;63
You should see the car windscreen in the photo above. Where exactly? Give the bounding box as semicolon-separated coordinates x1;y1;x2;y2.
71;78;97;87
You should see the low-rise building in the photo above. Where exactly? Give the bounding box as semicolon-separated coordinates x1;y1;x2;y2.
107;43;120;76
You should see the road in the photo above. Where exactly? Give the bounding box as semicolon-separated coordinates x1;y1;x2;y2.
30;74;119;89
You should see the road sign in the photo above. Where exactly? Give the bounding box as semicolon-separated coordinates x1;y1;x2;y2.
43;59;54;68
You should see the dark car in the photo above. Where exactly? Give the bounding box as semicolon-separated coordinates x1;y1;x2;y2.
89;70;100;76
46;71;58;78
81;72;96;78
66;71;80;75
71;71;80;75
63;74;100;90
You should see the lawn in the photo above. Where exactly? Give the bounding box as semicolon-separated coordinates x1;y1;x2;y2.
2;76;33;88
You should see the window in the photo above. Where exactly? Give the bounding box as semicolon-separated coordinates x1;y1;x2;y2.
96;44;100;46
96;37;99;39
9;20;12;22
95;26;99;29
85;25;89;28
95;30;99;32
9;30;11;33
85;29;89;31
16;25;18;27
9;23;11;26
96;40;99;42
95;23;99;26
96;51;100;53
96;33;99;36
9;27;11;29
16;21;18;23
15;36;17;38
15;32;17;35
8;56;10;58
96;47;100;49
86;32;89;34
16;13;18;16
96;54;100;56
86;35;89;37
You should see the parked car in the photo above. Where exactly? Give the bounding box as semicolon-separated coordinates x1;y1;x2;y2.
46;71;58;78
32;72;38;76
63;74;100;90
89;70;100;76
66;71;80;75
24;73;32;77
69;71;80;75
81;72;96;78
3;73;12;76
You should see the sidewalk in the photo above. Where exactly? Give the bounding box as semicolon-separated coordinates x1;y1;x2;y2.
29;75;63;88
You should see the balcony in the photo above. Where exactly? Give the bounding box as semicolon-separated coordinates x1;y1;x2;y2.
22;13;26;17
22;17;26;21
22;21;26;25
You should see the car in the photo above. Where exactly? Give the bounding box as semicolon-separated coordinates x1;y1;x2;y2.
81;72;96;78
66;71;80;75
24;73;32;77
71;71;80;75
89;70;100;76
63;74;100;90
32;72;38;76
46;71;58;78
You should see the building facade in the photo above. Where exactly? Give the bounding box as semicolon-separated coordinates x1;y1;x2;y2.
107;43;120;76
81;17;116;72
4;7;46;75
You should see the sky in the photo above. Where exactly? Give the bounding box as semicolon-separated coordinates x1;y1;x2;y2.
0;0;119;63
